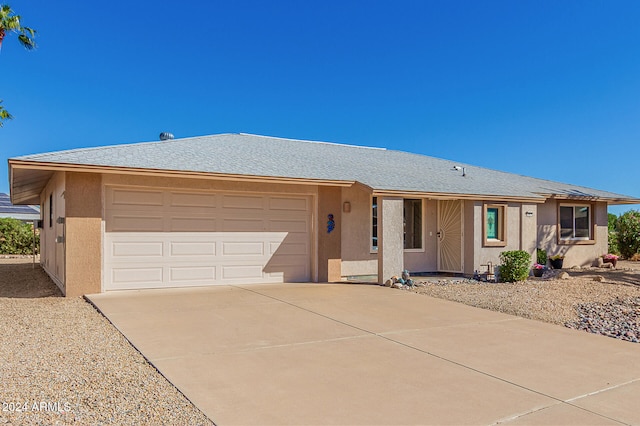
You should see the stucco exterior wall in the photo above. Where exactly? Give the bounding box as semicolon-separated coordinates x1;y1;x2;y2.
317;187;341;282
64;172;103;296
537;200;608;267
340;185;377;276
468;201;538;276
40;172;66;293
378;197;404;284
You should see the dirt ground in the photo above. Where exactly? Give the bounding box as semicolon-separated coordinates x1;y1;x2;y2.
0;256;62;298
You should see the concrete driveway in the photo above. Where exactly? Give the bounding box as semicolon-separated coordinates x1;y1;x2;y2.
87;284;640;425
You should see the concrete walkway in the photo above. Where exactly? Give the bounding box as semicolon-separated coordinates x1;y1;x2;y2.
87;284;640;425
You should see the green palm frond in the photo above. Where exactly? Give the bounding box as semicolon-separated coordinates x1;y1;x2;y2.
0;4;36;50
0;101;13;127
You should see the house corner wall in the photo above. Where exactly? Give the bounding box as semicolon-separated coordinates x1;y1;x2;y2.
64;172;102;296
40;172;66;293
317;187;342;282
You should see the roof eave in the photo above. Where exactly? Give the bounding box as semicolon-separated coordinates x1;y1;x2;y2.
9;160;355;204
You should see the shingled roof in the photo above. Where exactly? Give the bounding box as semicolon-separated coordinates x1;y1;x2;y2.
9;133;639;205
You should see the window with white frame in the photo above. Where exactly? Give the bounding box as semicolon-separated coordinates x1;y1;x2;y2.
559;204;592;241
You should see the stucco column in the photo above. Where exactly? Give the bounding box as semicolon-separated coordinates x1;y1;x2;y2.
377;197;404;284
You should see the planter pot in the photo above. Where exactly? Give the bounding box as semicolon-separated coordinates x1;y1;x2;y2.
532;268;544;277
603;258;617;267
550;258;564;269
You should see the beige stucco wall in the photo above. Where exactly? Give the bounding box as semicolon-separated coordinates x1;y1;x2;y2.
467;201;538;276
317;187;342;282
64;172;103;296
378;197;404;284
340;185;377;276
537;200;608;267
40;172;66;293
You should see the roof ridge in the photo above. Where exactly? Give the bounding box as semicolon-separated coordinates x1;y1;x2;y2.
238;133;387;151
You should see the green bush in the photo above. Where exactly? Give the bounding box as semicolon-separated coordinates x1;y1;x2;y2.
0;218;38;255
536;248;547;265
617;210;640;259
499;250;531;283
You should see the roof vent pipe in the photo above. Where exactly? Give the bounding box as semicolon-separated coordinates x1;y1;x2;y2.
159;132;174;141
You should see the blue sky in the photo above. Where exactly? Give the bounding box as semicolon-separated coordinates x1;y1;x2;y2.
1;0;639;214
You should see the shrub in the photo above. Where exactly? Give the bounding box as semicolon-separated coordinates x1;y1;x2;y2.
0;218;38;255
536;248;547;265
617;210;640;259
499;250;531;283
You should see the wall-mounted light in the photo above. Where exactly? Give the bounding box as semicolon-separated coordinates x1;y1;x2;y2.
525;211;534;217
343;202;351;213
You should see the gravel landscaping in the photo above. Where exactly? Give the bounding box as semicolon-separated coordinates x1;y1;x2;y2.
2;256;640;424
406;261;640;343
0;257;212;425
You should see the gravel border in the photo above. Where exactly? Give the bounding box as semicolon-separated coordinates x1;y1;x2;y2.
0;258;213;425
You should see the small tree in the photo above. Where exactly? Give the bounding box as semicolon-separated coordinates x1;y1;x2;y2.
499;250;531;283
617;210;640;259
0;4;36;127
608;212;620;255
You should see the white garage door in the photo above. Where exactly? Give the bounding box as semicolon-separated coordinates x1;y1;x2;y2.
104;187;312;291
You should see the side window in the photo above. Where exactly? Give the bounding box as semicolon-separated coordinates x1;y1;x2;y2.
371;197;378;252
484;203;507;246
403;199;423;249
49;194;53;228
559;205;592;241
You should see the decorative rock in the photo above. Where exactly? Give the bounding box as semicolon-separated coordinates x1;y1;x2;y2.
593;276;606;282
392;282;404;289
571;265;582;270
385;279;392;287
559;272;570;280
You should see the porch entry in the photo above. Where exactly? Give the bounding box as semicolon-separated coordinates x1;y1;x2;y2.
437;200;464;273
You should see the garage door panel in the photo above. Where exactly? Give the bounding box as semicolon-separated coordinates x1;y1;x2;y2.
169;192;217;209
170;241;216;257
269;219;308;233
269;197;308;211
222;194;264;209
105;187;311;290
170;266;216;282
170;217;217;232
111;241;164;257
111;267;164;285
222;265;265;280
270;241;308;256
109;188;164;207
106;213;165;232
222;218;265;232
222;241;265;256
